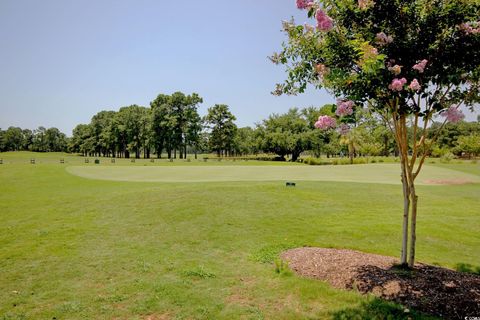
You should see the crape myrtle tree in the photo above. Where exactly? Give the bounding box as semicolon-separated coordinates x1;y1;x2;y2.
273;0;480;267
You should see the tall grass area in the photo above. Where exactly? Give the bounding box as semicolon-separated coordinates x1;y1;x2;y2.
0;152;478;319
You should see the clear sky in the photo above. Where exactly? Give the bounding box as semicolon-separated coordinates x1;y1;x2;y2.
0;0;477;135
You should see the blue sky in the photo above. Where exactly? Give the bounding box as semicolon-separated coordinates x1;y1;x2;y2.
0;0;332;135
0;0;477;135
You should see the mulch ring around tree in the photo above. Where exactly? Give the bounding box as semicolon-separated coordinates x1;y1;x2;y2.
281;248;480;319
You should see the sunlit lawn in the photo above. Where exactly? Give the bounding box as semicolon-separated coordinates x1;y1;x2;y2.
0;152;478;319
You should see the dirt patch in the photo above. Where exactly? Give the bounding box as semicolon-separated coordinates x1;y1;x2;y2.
282;247;480;319
424;178;473;185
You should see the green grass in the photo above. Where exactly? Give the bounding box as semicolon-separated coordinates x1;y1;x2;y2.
65;163;480;185
0;152;479;319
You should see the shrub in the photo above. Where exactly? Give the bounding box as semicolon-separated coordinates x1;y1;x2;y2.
303;157;330;165
431;145;449;158
353;158;367;164
440;152;454;163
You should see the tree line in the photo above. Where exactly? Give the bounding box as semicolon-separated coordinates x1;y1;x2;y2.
68;92;238;159
1;92;479;159
0;126;67;152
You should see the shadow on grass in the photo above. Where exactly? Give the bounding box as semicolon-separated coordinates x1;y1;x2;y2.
349;264;480;319
331;298;437;320
455;262;480;275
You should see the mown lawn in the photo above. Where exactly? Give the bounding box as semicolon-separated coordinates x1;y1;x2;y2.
0;152;478;319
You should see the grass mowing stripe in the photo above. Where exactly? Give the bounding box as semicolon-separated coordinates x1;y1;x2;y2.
65;163;480;185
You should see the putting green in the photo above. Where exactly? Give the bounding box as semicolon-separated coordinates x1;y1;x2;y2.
66;164;480;185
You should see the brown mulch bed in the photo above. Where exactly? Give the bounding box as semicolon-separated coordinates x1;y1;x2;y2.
281;247;480;319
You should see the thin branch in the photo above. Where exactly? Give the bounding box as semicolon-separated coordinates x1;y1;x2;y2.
413;101;464;179
409;112;420;168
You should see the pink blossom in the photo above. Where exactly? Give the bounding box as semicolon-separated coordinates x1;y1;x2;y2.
388;65;402;75
389;78;407;91
315;115;337;130
296;0;308;9
335;99;354;117
460;21;480;34
442;106;465;123
408;79;421;91
375;32;393;45
316;9;334;32
296;0;314;9
413;59;428;73
337;124;351;135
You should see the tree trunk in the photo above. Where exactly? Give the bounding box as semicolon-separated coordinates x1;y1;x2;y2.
384;135;389;156
291;151;300;162
400;158;410;266
349;141;354;164
408;183;418;268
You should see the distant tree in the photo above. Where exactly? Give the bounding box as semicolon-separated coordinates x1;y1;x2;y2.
430;121;480;150
175;92;203;159
150;97;173;158
70;124;92;156
115;105;149;159
0;128;5;152
21;129;33;151
90;110;116;157
204;104;238;157
234;127;258;156
257;108;310;161
453;134;480;158
4;127;25;151
339;128;363;163
185;106;203;159
31;127;47;152
29;127;67;152
150;92;203;159
44;127;67;152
